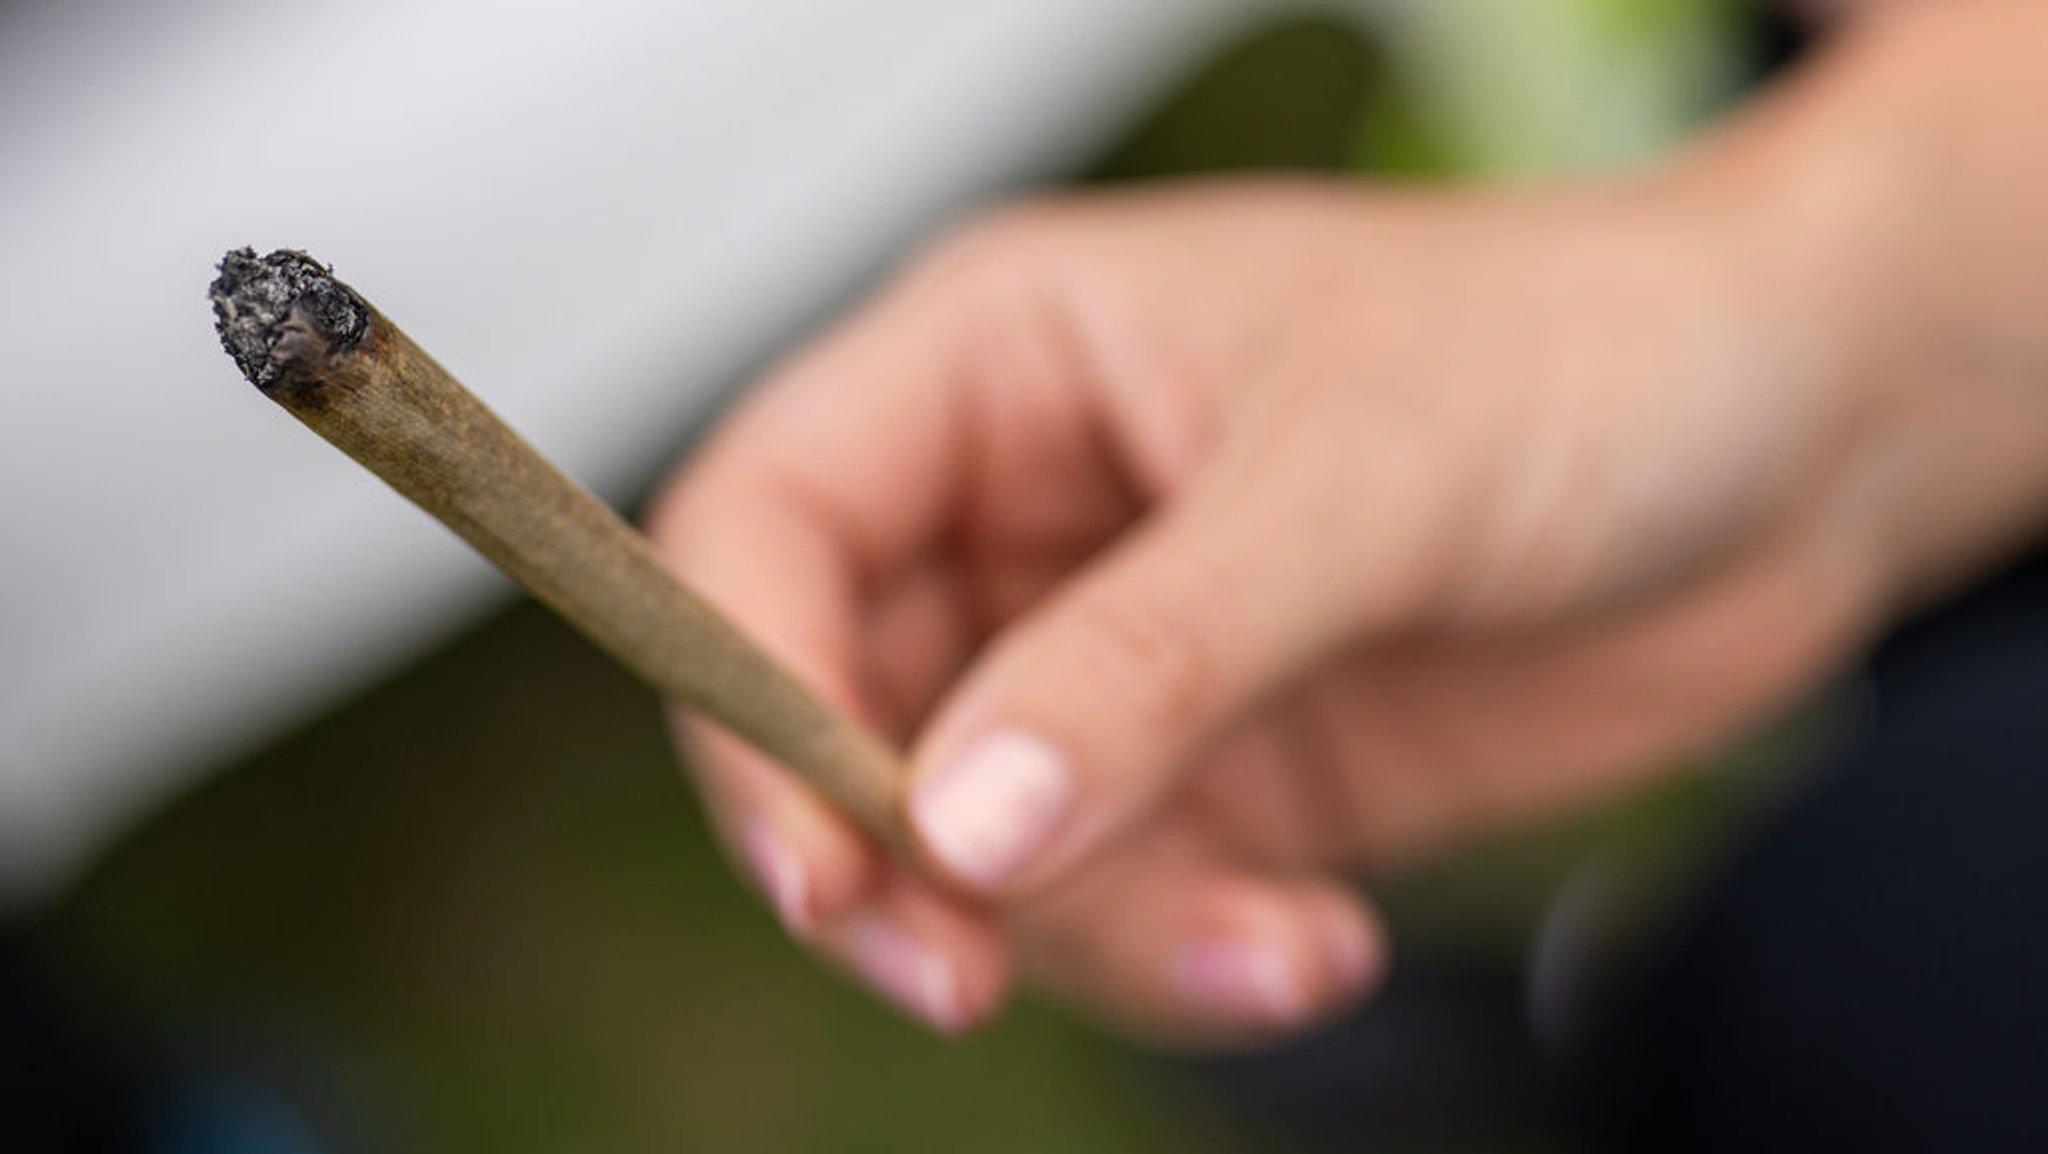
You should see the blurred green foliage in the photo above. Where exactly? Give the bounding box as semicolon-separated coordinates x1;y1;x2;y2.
56;607;1252;1153
1355;0;1749;177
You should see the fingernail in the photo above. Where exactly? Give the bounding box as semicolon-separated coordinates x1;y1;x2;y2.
1174;939;1309;1024
844;912;963;1034
911;729;1072;889
742;820;813;936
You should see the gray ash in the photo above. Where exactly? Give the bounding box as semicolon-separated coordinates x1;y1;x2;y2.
209;248;368;388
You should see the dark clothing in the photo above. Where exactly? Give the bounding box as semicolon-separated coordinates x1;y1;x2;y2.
1603;545;2048;1152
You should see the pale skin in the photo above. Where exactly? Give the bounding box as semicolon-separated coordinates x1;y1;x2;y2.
646;0;2048;1044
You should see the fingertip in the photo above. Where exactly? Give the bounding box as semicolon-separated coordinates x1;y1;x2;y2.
836;907;961;1032
948;912;1016;1036
907;727;1076;897
739;817;820;936
1306;885;1389;1009
1167;878;1383;1034
686;720;881;932
920;926;1014;1039
1170;936;1315;1028
768;789;880;925
821;873;1012;1038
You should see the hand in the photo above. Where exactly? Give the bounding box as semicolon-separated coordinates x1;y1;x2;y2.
643;171;2003;1044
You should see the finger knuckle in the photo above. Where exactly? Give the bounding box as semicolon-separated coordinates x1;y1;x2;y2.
917;197;1086;291
640;468;708;558
1064;591;1220;733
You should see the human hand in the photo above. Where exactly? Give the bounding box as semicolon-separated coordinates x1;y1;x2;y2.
644;166;2038;1044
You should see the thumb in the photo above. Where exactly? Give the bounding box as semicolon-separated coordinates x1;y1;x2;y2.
905;429;1391;898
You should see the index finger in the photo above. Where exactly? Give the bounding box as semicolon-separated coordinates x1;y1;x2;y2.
644;272;974;927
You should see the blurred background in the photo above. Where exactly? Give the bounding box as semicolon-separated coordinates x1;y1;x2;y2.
3;1;1840;1150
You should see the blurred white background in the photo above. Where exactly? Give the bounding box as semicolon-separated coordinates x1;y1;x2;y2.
0;0;1268;904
